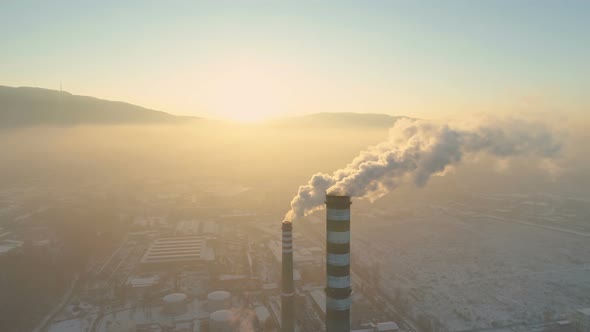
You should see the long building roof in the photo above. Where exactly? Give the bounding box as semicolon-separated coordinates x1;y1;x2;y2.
141;236;213;265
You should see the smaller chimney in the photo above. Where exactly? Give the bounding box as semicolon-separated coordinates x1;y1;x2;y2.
281;220;295;332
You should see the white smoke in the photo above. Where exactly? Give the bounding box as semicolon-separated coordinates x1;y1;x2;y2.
287;117;561;219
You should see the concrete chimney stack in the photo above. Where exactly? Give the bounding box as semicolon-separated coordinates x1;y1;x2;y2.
325;194;352;332
281;220;295;332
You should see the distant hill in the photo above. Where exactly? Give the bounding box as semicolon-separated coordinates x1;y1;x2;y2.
268;112;406;129
0;86;197;127
0;86;407;129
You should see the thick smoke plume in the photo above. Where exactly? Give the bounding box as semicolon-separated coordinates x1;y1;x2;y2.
287;118;561;219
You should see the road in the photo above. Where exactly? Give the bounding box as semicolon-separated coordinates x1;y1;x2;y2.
32;275;79;332
36;235;129;332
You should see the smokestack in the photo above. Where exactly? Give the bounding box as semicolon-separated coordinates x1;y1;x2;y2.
281;220;295;332
325;194;352;332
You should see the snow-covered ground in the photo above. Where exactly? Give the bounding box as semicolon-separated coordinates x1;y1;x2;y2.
48;317;93;332
353;206;590;331
95;299;209;332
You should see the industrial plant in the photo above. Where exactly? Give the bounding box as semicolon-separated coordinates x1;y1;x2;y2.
0;171;590;332
278;194;404;332
4;1;590;331
3;169;436;332
4;182;585;332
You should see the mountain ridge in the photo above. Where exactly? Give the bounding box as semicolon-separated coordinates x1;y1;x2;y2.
0;85;405;128
267;112;407;128
0;85;198;127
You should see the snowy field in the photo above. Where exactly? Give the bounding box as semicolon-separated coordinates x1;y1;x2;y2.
353;206;590;331
48;317;93;332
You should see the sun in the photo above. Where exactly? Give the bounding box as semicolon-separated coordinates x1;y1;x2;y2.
203;63;292;123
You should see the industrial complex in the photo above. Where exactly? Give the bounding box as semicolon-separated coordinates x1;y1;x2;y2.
28;191;412;332
2;184;589;332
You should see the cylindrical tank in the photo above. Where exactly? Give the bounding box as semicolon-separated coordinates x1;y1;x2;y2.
325;194;352;332
209;309;235;332
162;292;188;316
207;290;231;312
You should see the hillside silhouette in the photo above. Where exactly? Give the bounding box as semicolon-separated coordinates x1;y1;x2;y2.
0;86;197;127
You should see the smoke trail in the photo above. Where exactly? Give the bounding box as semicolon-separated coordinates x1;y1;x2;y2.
287;117;561;219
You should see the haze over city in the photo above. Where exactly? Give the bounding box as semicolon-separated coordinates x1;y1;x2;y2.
0;2;589;332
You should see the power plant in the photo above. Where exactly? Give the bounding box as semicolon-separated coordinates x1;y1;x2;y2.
282;195;352;332
281;220;295;332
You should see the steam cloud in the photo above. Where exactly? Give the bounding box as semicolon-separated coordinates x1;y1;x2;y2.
287;118;561;219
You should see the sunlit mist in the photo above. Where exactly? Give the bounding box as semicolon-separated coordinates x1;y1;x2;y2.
1;2;590;332
201;61;293;122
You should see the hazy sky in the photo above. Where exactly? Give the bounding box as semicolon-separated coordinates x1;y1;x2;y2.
1;1;588;121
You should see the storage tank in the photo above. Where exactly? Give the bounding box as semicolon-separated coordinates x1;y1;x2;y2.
209;309;235;332
162;292;188;316
207;290;231;312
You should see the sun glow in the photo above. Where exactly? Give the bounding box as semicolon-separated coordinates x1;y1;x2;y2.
202;62;294;123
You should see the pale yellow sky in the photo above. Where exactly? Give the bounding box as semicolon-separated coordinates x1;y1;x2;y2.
1;1;588;121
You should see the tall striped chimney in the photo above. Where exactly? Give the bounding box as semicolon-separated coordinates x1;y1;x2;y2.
281;220;295;332
325;194;352;332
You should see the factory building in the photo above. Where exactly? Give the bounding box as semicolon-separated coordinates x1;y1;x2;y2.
351;322;400;332
126;275;160;298
140;236;214;269
255;305;272;328
0;239;23;256
375;321;400;332
573;308;590;332
310;288;326;319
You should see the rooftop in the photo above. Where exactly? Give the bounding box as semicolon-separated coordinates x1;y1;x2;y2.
126;275;160;288
141;236;214;265
0;240;23;255
376;321;400;331
255;306;270;323
310;289;326;314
